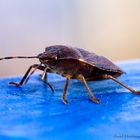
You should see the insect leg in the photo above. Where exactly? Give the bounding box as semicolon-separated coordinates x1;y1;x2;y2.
62;78;70;104
78;75;100;103
106;75;140;94
41;68;54;93
41;68;48;81
24;65;41;84
9;64;44;86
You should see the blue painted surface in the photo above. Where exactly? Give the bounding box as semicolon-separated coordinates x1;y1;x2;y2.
0;60;140;140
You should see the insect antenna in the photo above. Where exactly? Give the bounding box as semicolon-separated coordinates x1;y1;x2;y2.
0;56;39;61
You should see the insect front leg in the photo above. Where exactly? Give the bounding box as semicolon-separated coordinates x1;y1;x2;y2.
41;67;48;81
41;67;54;93
78;74;100;103
62;78;70;104
105;75;140;94
9;64;45;86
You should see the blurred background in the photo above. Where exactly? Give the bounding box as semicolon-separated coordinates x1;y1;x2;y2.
0;0;140;77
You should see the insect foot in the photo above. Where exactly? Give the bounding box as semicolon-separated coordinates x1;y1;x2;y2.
62;97;69;105
131;90;140;94
91;97;100;104
9;82;21;87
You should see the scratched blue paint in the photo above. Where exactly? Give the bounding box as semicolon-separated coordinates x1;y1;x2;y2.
0;60;140;140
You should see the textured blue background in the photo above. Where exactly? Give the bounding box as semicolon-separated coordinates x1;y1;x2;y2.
0;60;140;140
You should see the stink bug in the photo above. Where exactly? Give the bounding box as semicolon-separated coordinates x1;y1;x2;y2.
0;45;140;104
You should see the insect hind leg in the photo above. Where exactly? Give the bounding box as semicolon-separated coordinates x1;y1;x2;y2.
105;74;140;94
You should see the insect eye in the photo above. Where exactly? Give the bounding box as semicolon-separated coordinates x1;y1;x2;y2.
52;55;57;61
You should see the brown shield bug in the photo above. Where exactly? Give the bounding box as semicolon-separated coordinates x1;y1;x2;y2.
0;45;140;104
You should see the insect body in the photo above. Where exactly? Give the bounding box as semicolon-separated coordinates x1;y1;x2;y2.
0;45;140;104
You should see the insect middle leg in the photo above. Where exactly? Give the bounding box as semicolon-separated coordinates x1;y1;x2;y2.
9;64;45;86
62;78;70;104
78;74;100;103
